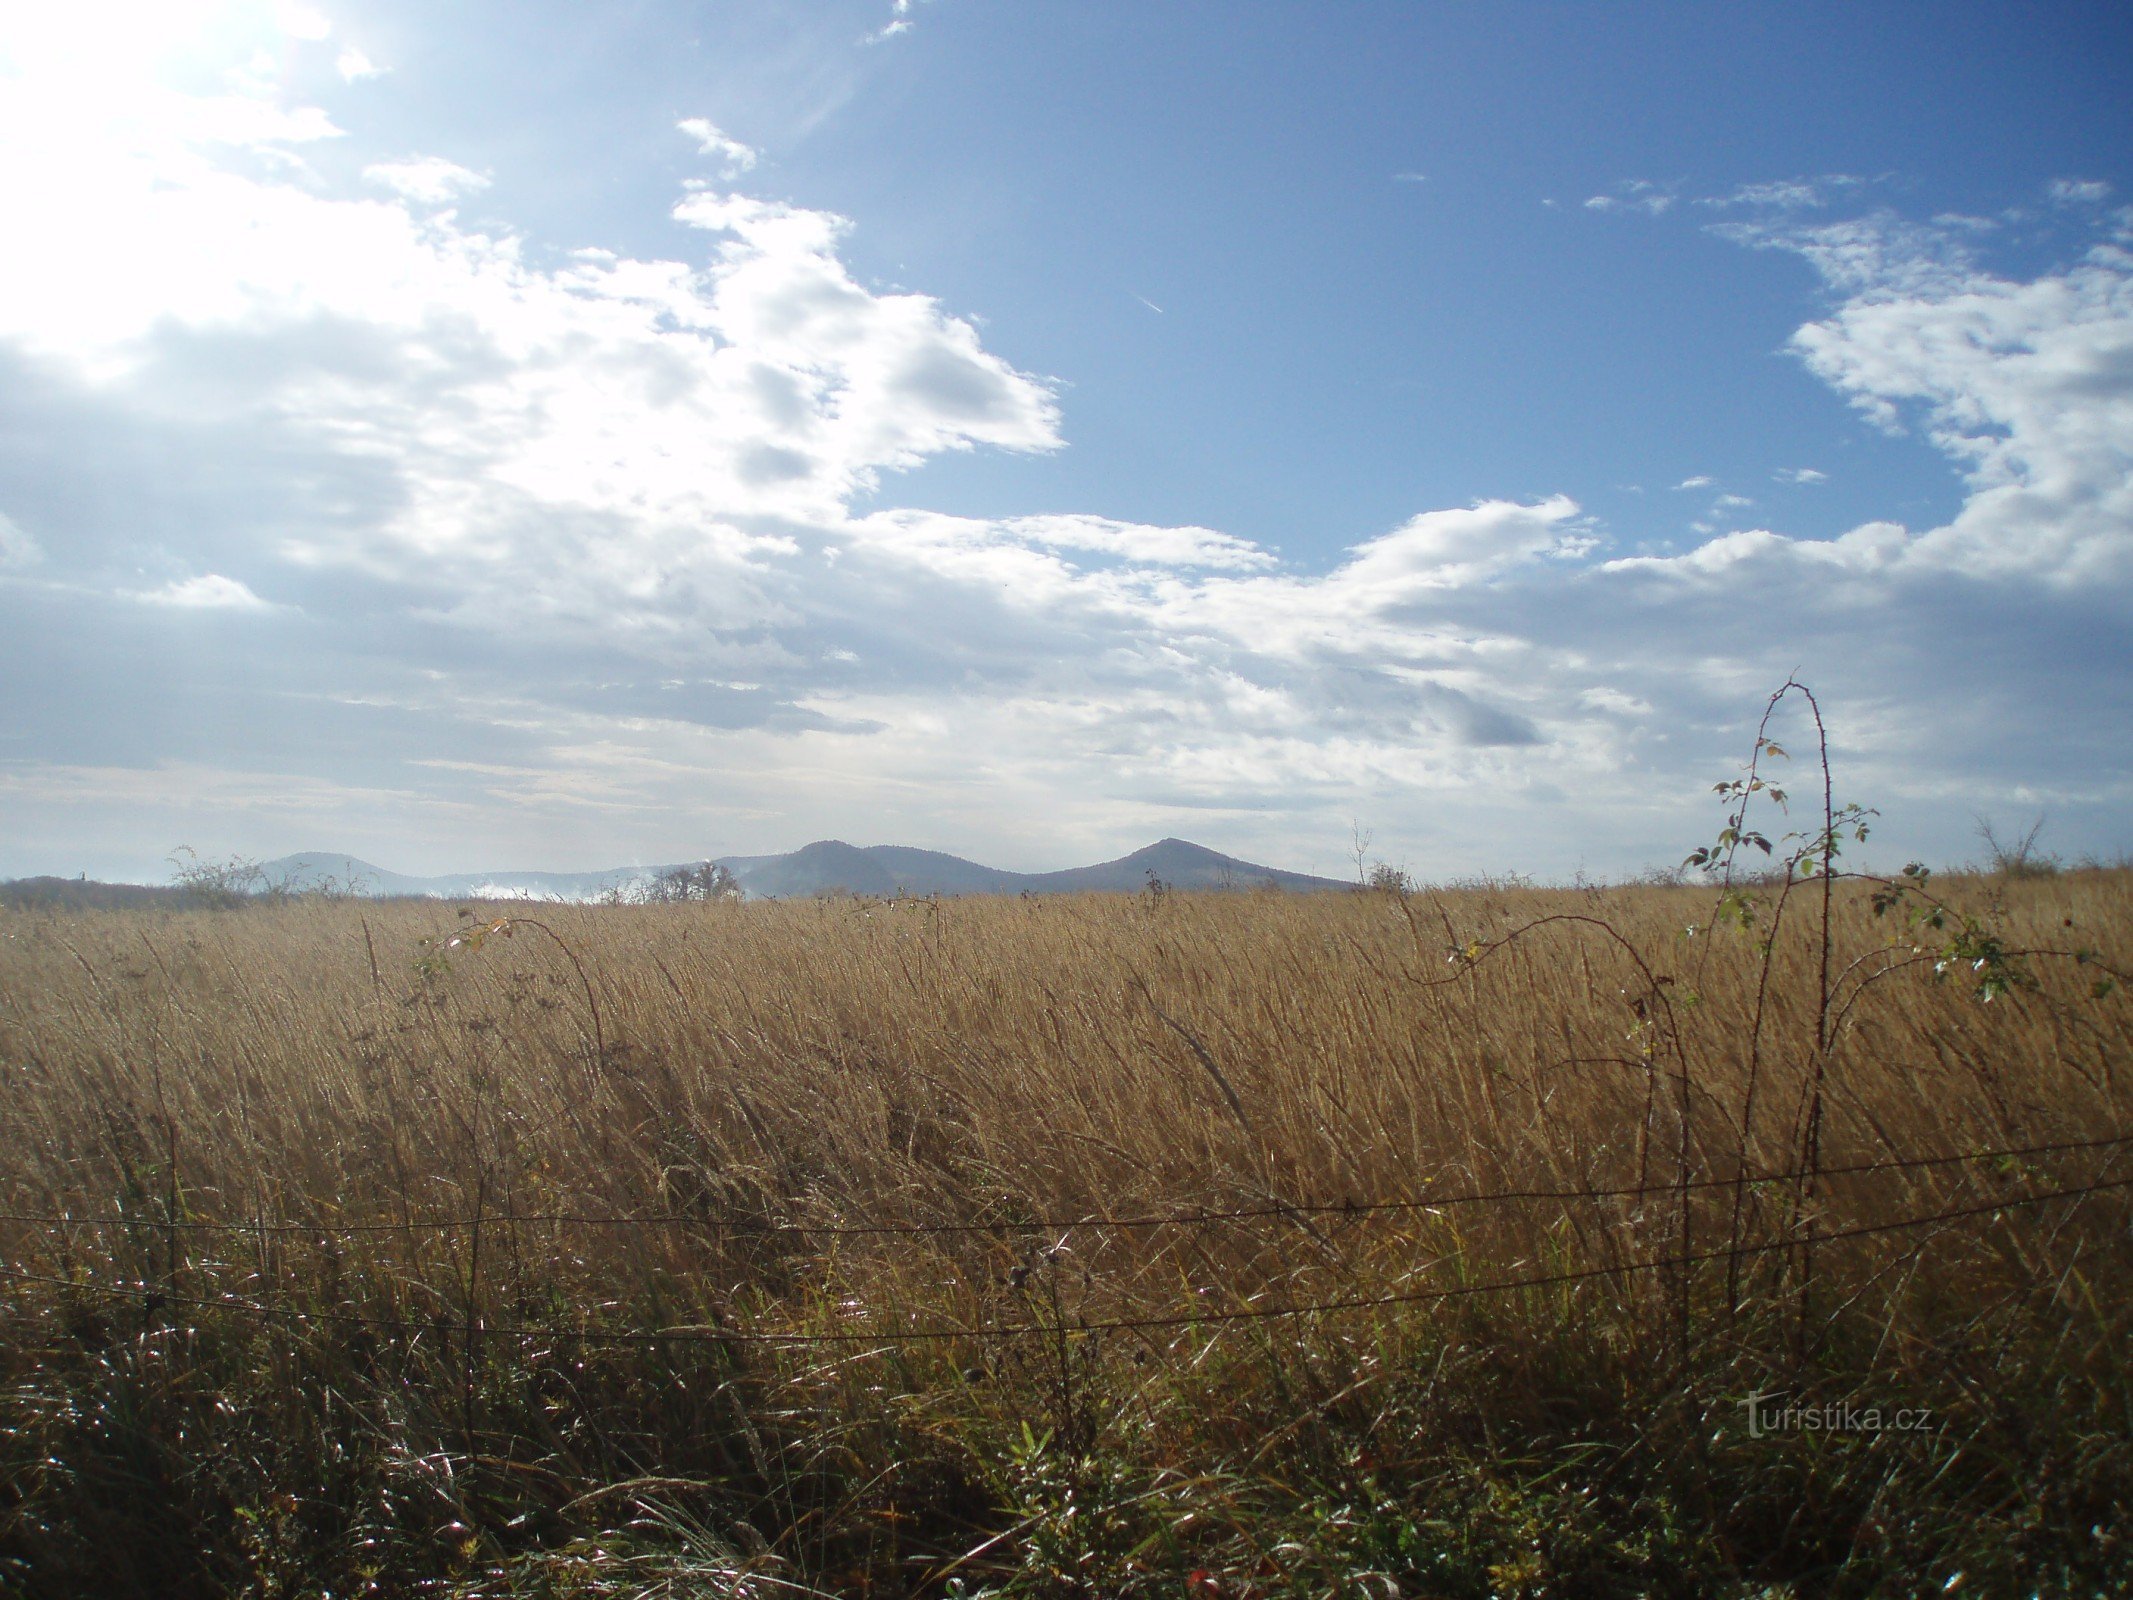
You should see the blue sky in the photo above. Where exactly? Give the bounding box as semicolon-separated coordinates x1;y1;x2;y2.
2;1;2130;882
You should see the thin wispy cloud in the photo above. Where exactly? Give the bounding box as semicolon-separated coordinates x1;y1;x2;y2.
1699;175;1865;210
2049;178;2112;205
135;575;275;611
678;118;759;176
866;0;923;43
362;157;489;204
1584;179;1677;215
0;513;41;570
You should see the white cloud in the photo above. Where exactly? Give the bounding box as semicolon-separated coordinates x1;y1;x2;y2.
336;46;386;82
1780;221;2133;584
1713;493;1754;510
1712;211;1978;299
362;157;489;204
270;1;332;42
1604;521;1900;579
677;118;759;176
1701;175;1864;211
2050;178;2112;205
0;26;2128;880
1392;172;1428;184
866;0;921;42
0;45;1062;637
859;511;1277;573
1617;220;2133;600
0;512;42;570
1585;180;1676;216
1330;498;1586;592
137;574;274;610
1775;467;1828;484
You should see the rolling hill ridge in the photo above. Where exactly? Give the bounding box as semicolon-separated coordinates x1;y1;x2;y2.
240;837;1348;902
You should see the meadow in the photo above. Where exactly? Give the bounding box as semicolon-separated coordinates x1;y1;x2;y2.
2;858;2130;1596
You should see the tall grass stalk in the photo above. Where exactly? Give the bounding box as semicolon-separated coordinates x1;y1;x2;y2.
2;850;2130;1592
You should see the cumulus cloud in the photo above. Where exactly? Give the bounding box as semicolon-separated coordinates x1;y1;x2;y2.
1711;210;1980;298
1779;221;2133;584
1774;467;1828;484
1672;475;1713;490
1611;218;2133;598
1327;498;1588;592
336;46;384;81
270;1;331;41
0;61;1061;647
0;19;2127;880
363;157;489;204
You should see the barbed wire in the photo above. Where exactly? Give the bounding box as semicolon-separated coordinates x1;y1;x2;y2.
4;1170;2127;1349
0;1129;2124;1242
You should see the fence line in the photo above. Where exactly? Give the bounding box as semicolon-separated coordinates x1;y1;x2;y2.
5;1170;2128;1350
3;1129;2126;1242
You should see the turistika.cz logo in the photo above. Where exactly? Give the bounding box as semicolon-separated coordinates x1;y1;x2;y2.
1742;1392;1937;1439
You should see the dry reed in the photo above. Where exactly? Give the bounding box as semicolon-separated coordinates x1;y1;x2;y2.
2;868;2130;1595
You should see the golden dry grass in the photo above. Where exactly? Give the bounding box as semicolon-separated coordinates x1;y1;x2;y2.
2;871;2130;1595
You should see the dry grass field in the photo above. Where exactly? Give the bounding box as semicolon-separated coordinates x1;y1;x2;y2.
2;865;2131;1595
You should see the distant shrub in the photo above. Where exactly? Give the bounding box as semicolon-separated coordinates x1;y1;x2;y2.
166;845;264;908
1975;814;2060;879
166;848;373;906
633;861;744;904
1365;861;1412;895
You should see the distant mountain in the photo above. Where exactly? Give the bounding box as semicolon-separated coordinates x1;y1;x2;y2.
1018;837;1343;895
243;837;1349;902
731;840;1018;900
723;837;1344;899
851;845;1031;895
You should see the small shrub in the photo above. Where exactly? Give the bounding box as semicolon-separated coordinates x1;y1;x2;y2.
629;861;744;903
166;845;264;909
1976;813;2060;879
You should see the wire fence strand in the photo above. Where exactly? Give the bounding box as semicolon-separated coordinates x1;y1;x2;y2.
5;1169;2127;1349
3;1129;2125;1241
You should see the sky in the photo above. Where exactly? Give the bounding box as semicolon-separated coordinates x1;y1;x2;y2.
2;0;2131;885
